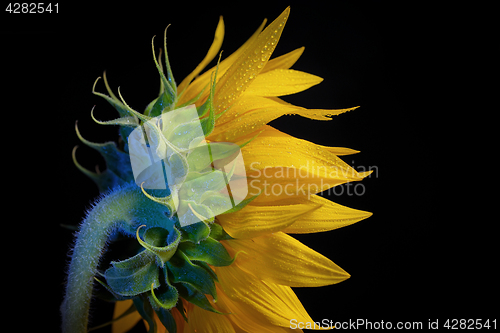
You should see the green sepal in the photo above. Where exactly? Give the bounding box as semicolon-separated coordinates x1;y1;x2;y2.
192;260;219;282
140;186;179;219
200;191;235;216
151;36;176;113
198;57;219;136
93;276;133;302
162;26;177;94
180;200;215;224
218;189;263;215
198;95;215;137
149;268;178;310
144;97;158;117
104;251;160;297
136;226;181;267
133;296;157;333
167;120;205;151
208;222;233;241
119;126;134;153
178;220;211;243
179;236;235;267
149;90;175;118
117;87;153;124
167;250;217;301
91;107;139;128
175;282;222;314
90;108;139;149
186;142;240;173
92;74;140;145
155;308;177;333
92;75;137;121
182;168;233;200
72;146;128;192
176;84;207;110
75;122;134;185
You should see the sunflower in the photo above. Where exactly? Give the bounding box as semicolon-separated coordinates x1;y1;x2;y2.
61;6;372;333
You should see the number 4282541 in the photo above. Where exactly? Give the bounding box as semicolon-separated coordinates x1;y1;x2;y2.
6;3;58;13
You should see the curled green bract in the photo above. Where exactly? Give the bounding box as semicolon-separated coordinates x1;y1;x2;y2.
61;27;257;333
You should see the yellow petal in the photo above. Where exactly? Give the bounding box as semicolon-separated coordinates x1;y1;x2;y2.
244;69;323;97
177;16;225;95
214;7;290;112
318;146;360;156
178;19;267;106
210;96;357;142
211;96;293;140
215;263;318;328
215;285;302;333
240;127;370;202
217;201;320;239
112;300;142;333
226;231;349;287
281;194;372;233
183;303;235;333
261;47;305;73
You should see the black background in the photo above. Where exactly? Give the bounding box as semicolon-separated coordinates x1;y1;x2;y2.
2;1;495;332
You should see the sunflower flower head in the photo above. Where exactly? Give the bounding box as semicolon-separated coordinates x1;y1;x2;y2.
61;7;372;333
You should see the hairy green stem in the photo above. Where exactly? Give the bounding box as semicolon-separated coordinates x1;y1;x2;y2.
61;183;171;333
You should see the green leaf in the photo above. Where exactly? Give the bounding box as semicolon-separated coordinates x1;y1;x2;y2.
104;251;160;297
179;237;235;267
167;251;217;300
136;226;181;267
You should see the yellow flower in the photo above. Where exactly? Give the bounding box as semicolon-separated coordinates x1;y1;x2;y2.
112;7;371;332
